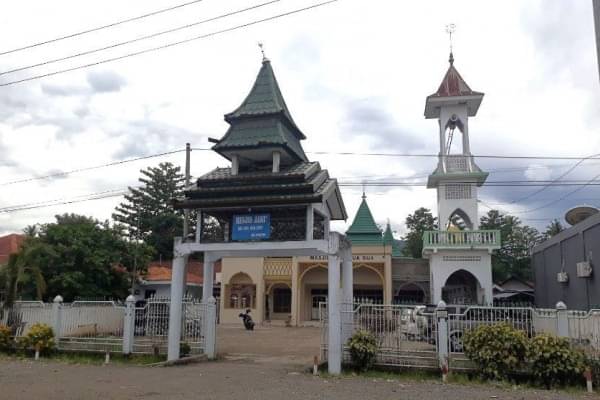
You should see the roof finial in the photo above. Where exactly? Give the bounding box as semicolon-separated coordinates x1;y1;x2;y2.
445;23;456;65
258;42;269;63
361;181;366;200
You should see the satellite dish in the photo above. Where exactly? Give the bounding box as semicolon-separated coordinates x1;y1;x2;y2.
565;206;599;226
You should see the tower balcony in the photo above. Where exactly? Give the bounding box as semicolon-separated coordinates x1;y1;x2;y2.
422;230;501;254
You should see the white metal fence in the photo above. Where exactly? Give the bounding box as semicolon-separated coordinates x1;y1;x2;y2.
0;295;216;357
321;302;600;370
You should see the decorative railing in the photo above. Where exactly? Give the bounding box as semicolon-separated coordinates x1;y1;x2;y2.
444;155;470;173
422;230;501;249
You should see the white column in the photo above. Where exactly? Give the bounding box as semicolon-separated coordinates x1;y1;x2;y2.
272;151;281;173
341;248;353;345
556;301;569;337
328;254;341;375
436;301;449;374
306;205;314;241
196;210;202;243
204;297;217;359
52;295;63;347
122;295;135;355
203;255;215;303
167;255;186;361
291;258;299;326
231;155;239;175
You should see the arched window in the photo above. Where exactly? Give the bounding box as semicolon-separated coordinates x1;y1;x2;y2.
226;272;256;309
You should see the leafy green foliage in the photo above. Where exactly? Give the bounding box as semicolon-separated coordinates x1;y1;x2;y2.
543;219;564;239
480;210;542;281
6;214;153;302
180;341;191;357
113;162;191;259
401;208;437;258
463;323;528;380
527;334;585;387
0;325;12;352
20;323;55;354
347;330;378;371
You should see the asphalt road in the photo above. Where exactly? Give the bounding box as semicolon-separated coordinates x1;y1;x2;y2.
0;357;591;400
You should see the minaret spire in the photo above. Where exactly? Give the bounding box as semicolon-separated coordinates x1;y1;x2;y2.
446;23;456;65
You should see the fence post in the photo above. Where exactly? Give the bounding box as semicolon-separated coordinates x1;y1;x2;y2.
52;295;63;348
556;301;569;337
436;300;449;381
204;297;217;360
122;295;135;355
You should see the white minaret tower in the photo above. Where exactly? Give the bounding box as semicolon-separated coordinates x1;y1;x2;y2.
422;49;500;306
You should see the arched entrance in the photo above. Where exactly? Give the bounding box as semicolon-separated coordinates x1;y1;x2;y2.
394;282;426;304
299;264;328;322
265;282;292;321
353;264;384;303
442;269;481;304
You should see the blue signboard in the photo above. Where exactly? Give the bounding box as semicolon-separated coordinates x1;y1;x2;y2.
232;213;271;241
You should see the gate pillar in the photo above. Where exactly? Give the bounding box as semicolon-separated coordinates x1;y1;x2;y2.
167;253;187;361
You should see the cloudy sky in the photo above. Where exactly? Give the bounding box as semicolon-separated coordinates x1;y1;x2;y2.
0;0;598;237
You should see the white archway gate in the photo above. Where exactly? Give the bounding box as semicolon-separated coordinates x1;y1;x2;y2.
167;232;352;375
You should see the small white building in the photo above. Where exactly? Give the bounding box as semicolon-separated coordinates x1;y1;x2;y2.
421;53;501;305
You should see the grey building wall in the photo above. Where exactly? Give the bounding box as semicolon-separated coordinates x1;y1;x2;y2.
392;258;430;303
532;212;600;310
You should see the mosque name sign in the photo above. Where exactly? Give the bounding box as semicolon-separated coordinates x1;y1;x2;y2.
232;213;271;241
299;255;386;263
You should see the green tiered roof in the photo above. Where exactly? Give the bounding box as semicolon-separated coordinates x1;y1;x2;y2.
346;195;383;245
213;58;307;163
383;222;402;257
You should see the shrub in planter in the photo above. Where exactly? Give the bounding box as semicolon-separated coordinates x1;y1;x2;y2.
347;330;378;371
463;323;528;380
527;334;585;388
0;324;13;353
19;323;55;354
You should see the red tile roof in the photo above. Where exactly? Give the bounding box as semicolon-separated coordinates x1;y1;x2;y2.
0;234;25;264
143;259;221;285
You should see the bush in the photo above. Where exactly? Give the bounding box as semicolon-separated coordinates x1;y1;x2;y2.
347;330;378;371
180;342;191;357
527;334;585;387
19;323;55;354
0;324;12;353
463;323;528;380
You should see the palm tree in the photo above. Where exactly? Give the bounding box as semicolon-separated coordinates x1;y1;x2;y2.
544;219;564;239
4;240;50;307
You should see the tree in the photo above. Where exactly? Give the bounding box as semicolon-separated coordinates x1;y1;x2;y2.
543;219;564;239
8;214;153;302
113;162;188;259
3;238;50;306
480;210;542;281
401;208;437;258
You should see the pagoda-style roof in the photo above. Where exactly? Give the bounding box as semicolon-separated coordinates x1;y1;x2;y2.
174;161;347;220
424;54;484;118
383;223;402;257
213;59;307;164
346;195;383;245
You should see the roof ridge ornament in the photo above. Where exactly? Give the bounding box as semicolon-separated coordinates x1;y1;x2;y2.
445;23;456;66
258;42;269;63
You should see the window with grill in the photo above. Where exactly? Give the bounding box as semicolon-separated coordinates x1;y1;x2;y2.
445;184;471;200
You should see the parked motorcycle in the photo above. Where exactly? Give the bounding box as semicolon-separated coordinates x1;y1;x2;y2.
239;309;255;331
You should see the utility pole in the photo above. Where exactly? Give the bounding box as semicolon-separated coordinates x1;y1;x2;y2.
183;143;191;240
594;0;600;82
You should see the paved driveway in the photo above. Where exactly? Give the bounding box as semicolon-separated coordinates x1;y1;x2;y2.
217;324;322;365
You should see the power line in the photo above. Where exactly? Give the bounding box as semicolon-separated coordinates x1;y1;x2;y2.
0;190;128;213
505;152;600;205
0;188;129;212
0;149;184;186
0;0;340;87
0;0;282;77
0;0;207;56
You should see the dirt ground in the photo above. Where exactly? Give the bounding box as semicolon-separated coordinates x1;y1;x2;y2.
0;326;593;399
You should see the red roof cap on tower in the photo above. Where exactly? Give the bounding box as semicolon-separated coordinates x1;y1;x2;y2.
429;53;482;98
